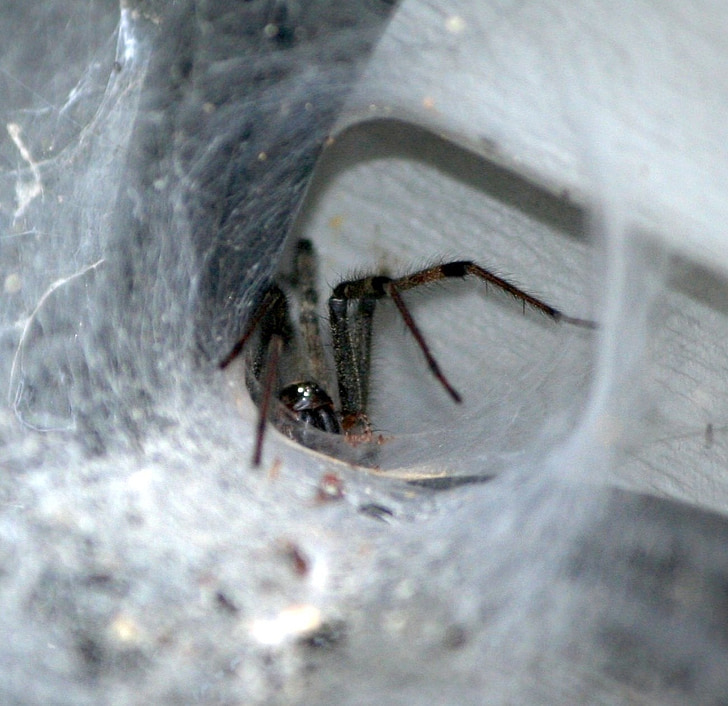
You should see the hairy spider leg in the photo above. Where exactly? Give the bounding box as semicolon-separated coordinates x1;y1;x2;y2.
219;284;297;466
292;239;329;386
392;261;596;329
246;286;293;465
328;294;377;433
329;260;596;423
219;286;286;370
386;283;462;402
329;275;458;430
254;332;284;466
219;238;330;379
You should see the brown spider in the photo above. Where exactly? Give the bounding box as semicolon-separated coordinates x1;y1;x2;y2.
220;239;594;467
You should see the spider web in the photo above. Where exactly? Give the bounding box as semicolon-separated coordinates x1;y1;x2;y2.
2;2;728;705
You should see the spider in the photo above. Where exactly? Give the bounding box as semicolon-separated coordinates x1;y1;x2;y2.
220;238;595;468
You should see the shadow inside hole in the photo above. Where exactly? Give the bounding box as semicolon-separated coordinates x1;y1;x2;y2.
302;118;588;247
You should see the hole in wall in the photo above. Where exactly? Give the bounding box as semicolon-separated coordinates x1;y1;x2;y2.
235;118;598;474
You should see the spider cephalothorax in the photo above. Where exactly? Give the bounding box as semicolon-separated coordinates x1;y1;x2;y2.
277;381;341;434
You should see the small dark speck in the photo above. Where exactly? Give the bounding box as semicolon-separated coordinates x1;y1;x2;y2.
283;541;310;577
112;61;122;73
444;624;468;650
407;474;494;490
125;512;144;527
358;503;394;521
83;573;128;597
77;636;104;676
300;620;347;650
84;573;113;586
215;591;239;614
478;134;498;154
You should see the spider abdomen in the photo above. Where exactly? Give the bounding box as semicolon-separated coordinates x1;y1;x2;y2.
278;382;342;435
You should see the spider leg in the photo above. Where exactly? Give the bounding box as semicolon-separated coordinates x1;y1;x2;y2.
386;283;462;403
330;275;460;415
219;285;292;466
293;239;329;386
330;260;595;413
328;294;376;432
219;286;286;370
253;333;284;466
393;261;596;329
